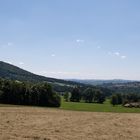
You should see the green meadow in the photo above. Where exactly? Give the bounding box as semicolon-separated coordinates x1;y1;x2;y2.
0;99;140;113
61;99;140;113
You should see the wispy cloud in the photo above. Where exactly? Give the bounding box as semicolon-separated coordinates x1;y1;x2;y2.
7;61;13;64
0;42;14;48
90;40;127;60
107;51;127;59
38;71;80;76
19;62;24;65
76;39;84;43
51;54;55;57
114;52;120;56
121;55;127;59
7;42;13;46
97;46;101;49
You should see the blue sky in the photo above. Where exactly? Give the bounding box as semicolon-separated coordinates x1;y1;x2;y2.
0;0;140;80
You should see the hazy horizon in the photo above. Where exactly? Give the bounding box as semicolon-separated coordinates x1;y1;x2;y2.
1;60;139;81
0;0;140;80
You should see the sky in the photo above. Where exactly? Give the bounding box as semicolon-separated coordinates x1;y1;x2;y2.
0;0;140;80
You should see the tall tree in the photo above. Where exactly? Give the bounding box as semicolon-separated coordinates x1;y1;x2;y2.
111;95;118;106
70;87;81;102
64;92;70;102
83;88;95;103
116;93;122;104
94;90;105;104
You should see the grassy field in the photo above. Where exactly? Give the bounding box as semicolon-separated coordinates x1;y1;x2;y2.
0;99;140;113
61;99;140;113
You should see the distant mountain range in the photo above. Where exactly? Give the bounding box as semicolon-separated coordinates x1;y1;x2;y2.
0;61;140;94
70;79;136;86
69;79;140;94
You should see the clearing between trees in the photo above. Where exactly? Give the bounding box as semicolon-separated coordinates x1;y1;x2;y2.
0;106;140;140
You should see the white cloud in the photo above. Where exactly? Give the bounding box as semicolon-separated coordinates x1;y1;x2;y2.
38;71;80;76
97;46;101;49
7;42;13;46
108;51;127;59
6;61;12;64
19;62;24;65
0;42;14;48
51;54;55;57
121;55;127;59
76;39;84;43
114;52;120;56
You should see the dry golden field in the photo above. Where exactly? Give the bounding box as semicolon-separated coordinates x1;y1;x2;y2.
0;106;140;140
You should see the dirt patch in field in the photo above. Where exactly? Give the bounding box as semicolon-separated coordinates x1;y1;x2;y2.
0;107;140;140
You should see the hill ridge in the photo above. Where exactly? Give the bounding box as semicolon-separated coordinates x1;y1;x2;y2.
0;61;78;85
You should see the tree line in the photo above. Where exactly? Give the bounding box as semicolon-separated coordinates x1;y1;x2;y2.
111;93;140;106
0;79;61;107
64;87;140;107
64;87;106;104
1;78;139;108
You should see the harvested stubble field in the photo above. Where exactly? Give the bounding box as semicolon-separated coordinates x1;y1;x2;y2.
0;106;140;140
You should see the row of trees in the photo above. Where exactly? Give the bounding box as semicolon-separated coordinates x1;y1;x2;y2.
111;93;140;106
64;87;140;106
0;79;61;107
64;87;106;104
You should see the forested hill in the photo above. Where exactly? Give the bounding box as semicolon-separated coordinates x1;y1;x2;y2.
71;79;134;86
100;82;140;94
0;61;79;86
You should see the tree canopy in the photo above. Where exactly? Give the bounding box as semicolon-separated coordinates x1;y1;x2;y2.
0;79;61;107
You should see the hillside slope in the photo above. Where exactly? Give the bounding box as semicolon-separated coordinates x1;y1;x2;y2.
0;61;79;86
